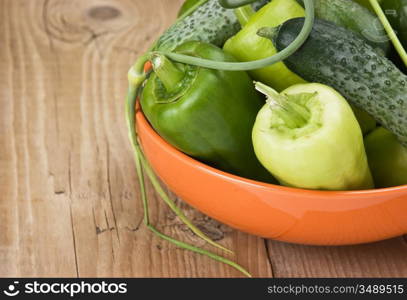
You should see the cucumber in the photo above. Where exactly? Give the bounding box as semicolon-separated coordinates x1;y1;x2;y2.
156;0;269;52
273;18;407;146
155;0;240;51
313;0;390;55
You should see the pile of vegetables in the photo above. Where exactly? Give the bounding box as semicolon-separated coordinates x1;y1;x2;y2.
125;0;407;276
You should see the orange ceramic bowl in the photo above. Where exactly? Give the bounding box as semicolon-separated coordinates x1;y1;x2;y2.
136;107;407;246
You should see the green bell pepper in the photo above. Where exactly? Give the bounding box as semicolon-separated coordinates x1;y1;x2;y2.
141;41;275;182
223;0;307;91
252;82;374;190
364;127;407;188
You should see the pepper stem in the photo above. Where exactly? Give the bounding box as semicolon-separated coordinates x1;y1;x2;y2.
255;82;310;129
257;26;280;42
151;54;185;92
234;5;255;27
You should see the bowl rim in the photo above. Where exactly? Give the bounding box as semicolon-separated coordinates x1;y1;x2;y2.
137;107;407;196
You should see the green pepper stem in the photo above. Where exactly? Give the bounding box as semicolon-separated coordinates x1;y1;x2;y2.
151;54;185;92
369;0;407;67
257;26;279;41
155;0;315;71
234;4;255;26
255;82;310;129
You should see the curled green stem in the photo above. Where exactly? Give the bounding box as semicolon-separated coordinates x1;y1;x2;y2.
128;54;150;88
148;224;252;278
255;82;311;129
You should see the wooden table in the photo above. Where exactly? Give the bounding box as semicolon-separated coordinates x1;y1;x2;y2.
1;0;406;278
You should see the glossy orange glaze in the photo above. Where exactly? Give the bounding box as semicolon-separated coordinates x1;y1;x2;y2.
136;107;407;246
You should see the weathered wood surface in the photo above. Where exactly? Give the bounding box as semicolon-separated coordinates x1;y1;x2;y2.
0;0;406;278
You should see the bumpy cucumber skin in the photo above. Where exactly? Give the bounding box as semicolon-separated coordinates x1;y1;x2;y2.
274;18;407;146
155;0;239;51
155;0;268;52
313;0;390;55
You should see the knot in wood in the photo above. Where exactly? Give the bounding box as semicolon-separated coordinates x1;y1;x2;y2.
88;6;121;21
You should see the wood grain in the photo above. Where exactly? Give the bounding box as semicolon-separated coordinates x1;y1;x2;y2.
0;0;405;278
267;238;407;278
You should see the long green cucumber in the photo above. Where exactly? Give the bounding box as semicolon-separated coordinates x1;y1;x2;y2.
155;0;239;51
272;18;407;146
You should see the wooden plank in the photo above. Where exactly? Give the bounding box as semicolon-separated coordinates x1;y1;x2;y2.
0;0;272;278
267;238;407;277
0;0;79;277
